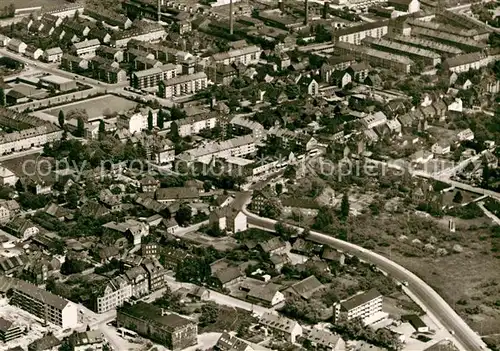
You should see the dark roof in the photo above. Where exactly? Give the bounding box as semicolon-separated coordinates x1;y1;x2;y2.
333;20;389;37
155;187;199;200
15;280;69;310
288;275;323;299
402;314;427;328
259;237;286;253
28;334;61;351
215;266;242;284
340;288;382;311
0;317;13;333
118;302;194;330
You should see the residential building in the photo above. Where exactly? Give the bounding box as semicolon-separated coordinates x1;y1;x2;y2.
332;21;388;45
334;41;413;73
11;280;78;329
110;21;166;47
71;39;100;58
173;114;217;137
0;166;17;186
124;266;149;298
363;37;440;67
230;116;266;141
25;45;44;60
28;334;61;351
116;302;197;350
320;55;356;82
211;45;262;66
0;34;10;47
247;284;285;307
158;72;208;99
283;275;324;300
0;317;23;342
143;258;167;291
388;34;462;56
334;288;383;324
362;111;387;129
259;312;302;343
7;39;27;54
411;27;486;52
179;135;256;164
4;217;39;240
43;47;63;63
141;242;158;258
117;110;157;134
431;141;451;155
442;52;489;73
69;331;104;351
209;207;247;233
267;127;318;154
96;45;124;62
61;53;88;72
301;328;345;351
95;275;132;313
131;64;178;89
388;0;420;13
215;333;256;351
457;128;474;141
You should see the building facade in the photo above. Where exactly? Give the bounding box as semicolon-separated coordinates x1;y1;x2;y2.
158;72;208;99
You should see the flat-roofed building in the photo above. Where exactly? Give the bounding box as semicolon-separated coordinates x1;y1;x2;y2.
39;75;77;92
334;288;383;323
0;317;24;342
158;72;207;99
334;41;413;73
10;280;78;329
117;302;197;351
131;64;178;89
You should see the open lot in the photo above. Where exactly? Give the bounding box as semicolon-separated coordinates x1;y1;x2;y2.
43;95;137;121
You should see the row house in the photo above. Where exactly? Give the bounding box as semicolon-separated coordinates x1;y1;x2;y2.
267;127;318;154
71;39;100;58
178;135;256;164
84;7;133;29
110;21;166;47
0;124;63;156
96;45;124;62
210;45;262;66
320;55;356;83
172;113;217;137
61;53;89;72
43;47;63;63
157;72;207;99
334;41;413;74
131;64;178;89
442;52;490;73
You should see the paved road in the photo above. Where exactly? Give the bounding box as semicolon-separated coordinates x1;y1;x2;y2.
243;209;488;351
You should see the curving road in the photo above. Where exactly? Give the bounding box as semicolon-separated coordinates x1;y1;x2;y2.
243;208;488;351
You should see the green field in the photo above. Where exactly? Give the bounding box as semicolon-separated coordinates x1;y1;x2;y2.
43;95;138;120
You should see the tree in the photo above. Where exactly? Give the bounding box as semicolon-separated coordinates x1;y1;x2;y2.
147;110;153;130
99;120;105;134
66;185;79;209
284;165;297;179
0;87;5;106
453;191;463;203
175;206;192;226
76;117;84;137
199;302;219;326
340;192;349;220
275;183;283;196
157;110;165;129
58;110;65;128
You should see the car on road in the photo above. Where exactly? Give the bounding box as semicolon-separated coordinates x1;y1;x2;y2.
449;330;455;335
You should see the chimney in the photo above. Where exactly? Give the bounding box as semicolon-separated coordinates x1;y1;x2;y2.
279;0;284;12
323;0;329;19
157;0;161;22
304;0;309;25
229;0;234;35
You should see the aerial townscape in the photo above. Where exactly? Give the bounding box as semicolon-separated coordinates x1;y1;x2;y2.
0;0;499;350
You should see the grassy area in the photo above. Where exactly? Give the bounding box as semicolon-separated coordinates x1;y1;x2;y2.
199;305;257;334
43;95;137;120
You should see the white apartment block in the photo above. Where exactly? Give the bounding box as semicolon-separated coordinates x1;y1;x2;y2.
111;27;166;48
11;280;78;329
174;114;217;137
131;64;178;89
179;135;256;164
96;276;132;314
117;110;157;134
334;289;383;324
332;21;388;45
158;72;207;99
211;45;262;66
72;39;100;58
0;125;63;155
